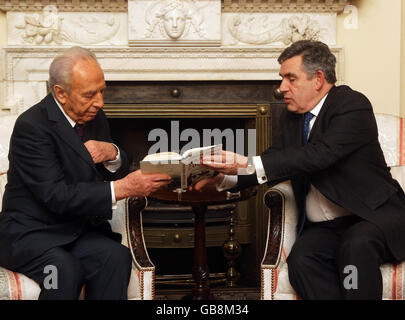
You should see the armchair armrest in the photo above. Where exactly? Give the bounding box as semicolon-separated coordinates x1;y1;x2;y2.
127;197;154;270
110;197;155;300
261;181;299;300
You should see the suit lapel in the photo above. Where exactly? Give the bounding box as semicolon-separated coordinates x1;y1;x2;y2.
285;112;302;148
45;94;97;170
307;86;337;143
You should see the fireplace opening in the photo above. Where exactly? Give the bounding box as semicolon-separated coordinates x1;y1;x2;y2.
108;116;254;284
108;117;253;170
104;80;284;291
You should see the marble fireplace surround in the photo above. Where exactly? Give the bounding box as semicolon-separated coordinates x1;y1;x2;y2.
0;0;348;114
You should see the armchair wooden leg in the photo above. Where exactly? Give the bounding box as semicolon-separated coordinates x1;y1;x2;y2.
127;197;154;268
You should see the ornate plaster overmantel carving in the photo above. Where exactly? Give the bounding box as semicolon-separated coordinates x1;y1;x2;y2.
0;0;349;13
0;0;347;113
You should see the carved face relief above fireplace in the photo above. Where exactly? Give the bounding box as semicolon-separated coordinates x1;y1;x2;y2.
0;0;346;114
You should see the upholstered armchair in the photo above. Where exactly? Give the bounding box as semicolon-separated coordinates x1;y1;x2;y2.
261;114;405;300
0;114;154;300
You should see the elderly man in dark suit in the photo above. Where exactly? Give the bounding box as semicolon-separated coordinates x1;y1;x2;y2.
0;47;171;299
194;40;405;300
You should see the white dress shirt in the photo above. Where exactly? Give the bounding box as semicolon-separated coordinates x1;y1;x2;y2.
218;93;352;222
54;97;121;208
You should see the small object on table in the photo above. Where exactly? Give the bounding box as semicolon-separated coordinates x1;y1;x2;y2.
173;187;186;201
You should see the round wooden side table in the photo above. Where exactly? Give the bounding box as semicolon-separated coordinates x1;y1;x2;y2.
150;187;256;300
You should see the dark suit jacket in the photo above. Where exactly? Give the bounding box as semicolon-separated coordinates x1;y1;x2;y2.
0;94;129;270
238;85;405;261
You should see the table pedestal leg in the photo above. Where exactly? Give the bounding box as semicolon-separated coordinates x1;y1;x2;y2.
191;204;211;300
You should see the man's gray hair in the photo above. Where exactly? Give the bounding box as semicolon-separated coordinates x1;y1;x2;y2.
48;46;99;95
278;40;337;84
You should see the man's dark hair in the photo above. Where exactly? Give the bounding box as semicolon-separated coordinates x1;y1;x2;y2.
278;40;337;84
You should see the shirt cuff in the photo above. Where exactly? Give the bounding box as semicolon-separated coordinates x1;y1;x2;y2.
110;181;117;210
253;156;268;184
237;164;256;175
216;175;238;192
104;143;122;173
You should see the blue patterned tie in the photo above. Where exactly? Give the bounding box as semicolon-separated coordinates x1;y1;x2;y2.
302;112;314;145
298;112;315;236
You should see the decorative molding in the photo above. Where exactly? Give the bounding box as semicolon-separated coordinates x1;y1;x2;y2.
103;104;260;118
1;46;344;114
8;7;127;46
128;0;221;47
61;14;122;45
224;13;336;46
0;0;350;13
0;1;345;112
228;15;320;45
144;0;206;40
221;0;350;13
12;5;63;45
0;0;128;12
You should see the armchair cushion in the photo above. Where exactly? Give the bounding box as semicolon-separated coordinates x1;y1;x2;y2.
0;268;40;300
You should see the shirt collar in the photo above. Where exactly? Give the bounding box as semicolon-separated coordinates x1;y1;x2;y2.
53;95;76;128
309;93;328;117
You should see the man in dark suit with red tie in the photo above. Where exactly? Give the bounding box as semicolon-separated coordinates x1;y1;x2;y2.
0;47;171;299
194;40;405;299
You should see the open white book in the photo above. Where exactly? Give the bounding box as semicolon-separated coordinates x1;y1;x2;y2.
140;144;222;191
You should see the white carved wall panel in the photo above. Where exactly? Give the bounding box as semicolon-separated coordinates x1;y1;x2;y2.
222;13;336;46
0;0;346;114
128;0;221;46
7;8;128;46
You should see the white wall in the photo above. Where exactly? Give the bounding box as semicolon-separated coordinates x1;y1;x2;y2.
401;0;405;117
337;0;403;116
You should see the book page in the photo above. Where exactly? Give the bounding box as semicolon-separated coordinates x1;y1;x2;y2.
181;144;222;165
185;164;218;186
140;160;184;189
142;151;182;163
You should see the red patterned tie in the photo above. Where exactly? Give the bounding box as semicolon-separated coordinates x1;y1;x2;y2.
74;124;85;142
